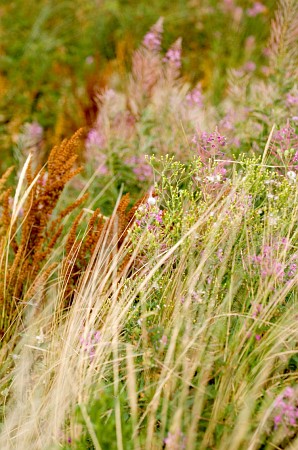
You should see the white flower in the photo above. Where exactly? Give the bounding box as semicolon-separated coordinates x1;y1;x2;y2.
287;171;296;182
268;214;278;226
147;196;157;206
36;328;45;344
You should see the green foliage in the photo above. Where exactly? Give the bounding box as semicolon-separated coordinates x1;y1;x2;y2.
69;385;133;450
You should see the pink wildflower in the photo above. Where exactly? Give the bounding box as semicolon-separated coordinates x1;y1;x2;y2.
247;2;266;17
143;18;163;52
20;121;43;149
164;38;182;71
243;61;256;72
125;155;153;181
80;330;101;361
86;129;105;150
160;335;167;346
273;387;298;430
286;94;298;106
186;84;203;108
85;128;108;173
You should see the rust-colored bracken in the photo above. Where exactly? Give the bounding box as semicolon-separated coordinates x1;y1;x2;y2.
0;129;148;336
0;130;88;334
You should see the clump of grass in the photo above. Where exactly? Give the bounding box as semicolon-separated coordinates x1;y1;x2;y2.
0;150;297;449
0;129;146;343
0;1;298;449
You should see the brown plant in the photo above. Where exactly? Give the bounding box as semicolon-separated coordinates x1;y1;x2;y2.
0;129;88;335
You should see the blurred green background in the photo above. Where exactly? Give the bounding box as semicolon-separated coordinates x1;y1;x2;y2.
0;0;277;169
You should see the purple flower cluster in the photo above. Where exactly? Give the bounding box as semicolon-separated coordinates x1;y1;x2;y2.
85;129;108;174
192;128;226;165
252;245;285;280
218;111;242;148
86;129;105;150
186;84;203;108
222;0;243;22
80;330;101;361
125;156;153;181
273;387;298;430
271;123;298;168
143;18;163;52
251;242;298;282
135;197;163;232
243;61;256;72
252;303;262;318
143;31;161;52
163;39;182;69
196;129;226;151
21;121;43;149
286;94;298;106
247;2;266;17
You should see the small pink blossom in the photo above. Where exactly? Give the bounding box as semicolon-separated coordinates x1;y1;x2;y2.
86;129;105;150
243;61;256;72
164;38;182;69
252;303;262;318
261;65;271;76
125;155;153;181
160;335;167;346
286;94;298;106
143;18;163;52
186;84;203;108
80;330;101;361
273;387;298;430
20;121;43;149
247;2;266;17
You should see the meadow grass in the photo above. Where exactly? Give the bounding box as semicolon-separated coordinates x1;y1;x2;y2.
0;0;298;449
0;151;297;449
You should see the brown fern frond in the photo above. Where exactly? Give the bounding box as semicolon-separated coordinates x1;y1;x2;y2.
0;188;12;234
48;193;89;237
116;193;130;231
23;262;58;310
0;166;14;193
48;128;84;178
7;243;25;288
125;193;148;227
65;210;84;256
0;130;88;329
32;224;64;270
82;208;102;250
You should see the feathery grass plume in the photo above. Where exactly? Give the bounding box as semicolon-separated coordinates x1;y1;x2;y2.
128;18;164;115
267;0;298;80
163;37;183;82
62;192;148;305
0;130;88;339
